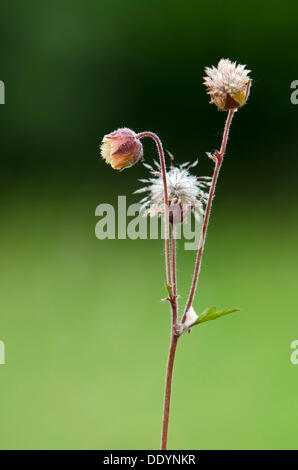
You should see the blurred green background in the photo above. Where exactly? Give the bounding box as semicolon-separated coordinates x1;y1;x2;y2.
0;0;297;450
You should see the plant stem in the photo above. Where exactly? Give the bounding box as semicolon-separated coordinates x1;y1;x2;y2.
136;132;172;287
171;222;178;323
137;132;179;450
182;109;235;321
161;333;178;450
160;222;179;450
219;108;235;156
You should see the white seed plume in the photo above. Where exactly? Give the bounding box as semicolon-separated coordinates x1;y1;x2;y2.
134;159;210;220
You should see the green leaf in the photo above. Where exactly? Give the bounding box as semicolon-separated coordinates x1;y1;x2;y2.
192;306;240;326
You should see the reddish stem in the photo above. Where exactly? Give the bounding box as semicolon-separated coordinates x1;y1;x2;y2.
219;108;235;156
161;333;178;450
160;222;179;450
136;132;172;287
171;222;178;324
137;132;178;450
138;111;235;449
182;109;235;321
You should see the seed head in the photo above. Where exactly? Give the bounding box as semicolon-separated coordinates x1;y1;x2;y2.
134;159;210;223
203;58;251;111
100;128;143;170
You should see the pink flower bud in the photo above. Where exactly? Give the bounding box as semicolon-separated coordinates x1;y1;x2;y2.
100;128;143;171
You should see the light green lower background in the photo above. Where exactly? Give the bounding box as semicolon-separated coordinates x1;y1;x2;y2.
0;181;297;449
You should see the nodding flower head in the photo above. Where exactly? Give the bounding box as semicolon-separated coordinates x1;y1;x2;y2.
203;58;251;111
100;128;143;170
134;157;210;223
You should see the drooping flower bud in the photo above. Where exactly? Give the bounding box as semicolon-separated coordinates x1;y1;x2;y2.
100;128;143;170
203;58;251;111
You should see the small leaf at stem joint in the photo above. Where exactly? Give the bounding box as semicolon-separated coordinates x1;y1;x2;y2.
192;306;240;326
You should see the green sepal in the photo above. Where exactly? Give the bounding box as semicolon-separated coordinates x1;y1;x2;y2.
165;282;172;297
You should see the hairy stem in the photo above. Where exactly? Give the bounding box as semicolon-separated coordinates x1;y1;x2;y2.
161;333;178;450
137;132;178;450
161;221;179;449
136;132;172;287
182;109;235;321
171;222;178;323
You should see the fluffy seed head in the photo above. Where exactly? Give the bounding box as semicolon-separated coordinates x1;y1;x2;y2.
203;58;251;111
100;128;143;170
134;158;210;223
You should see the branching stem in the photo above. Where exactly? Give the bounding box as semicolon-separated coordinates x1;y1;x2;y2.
136;132;179;450
139;110;235;449
161;222;178;450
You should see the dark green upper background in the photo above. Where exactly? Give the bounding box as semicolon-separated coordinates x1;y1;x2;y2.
0;0;297;196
